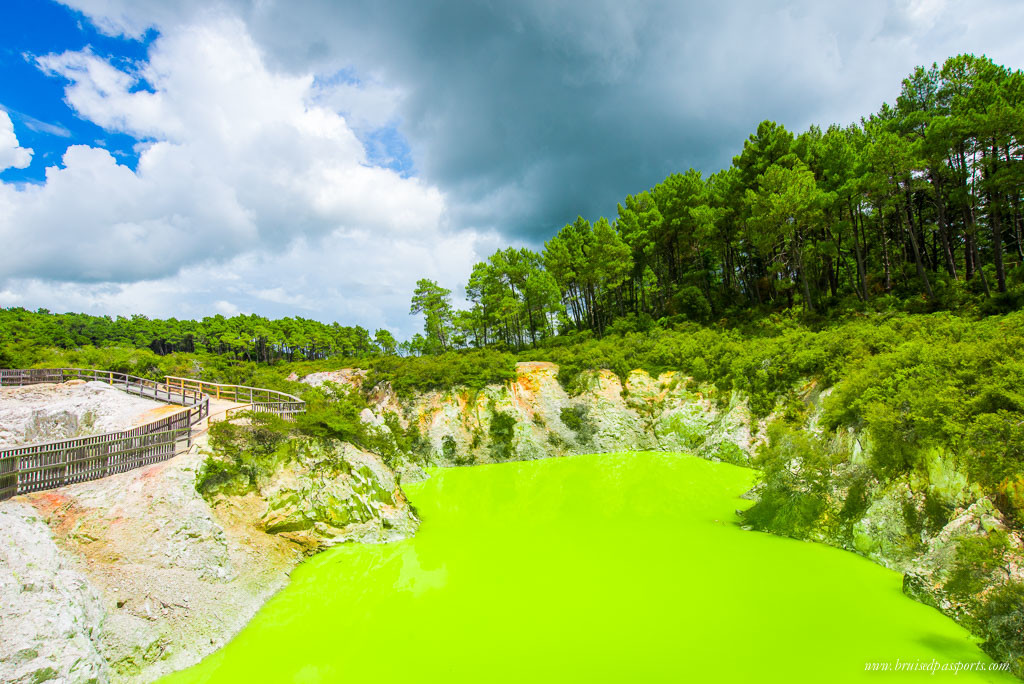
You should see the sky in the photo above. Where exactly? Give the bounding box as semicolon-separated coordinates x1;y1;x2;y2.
1;0;1023;338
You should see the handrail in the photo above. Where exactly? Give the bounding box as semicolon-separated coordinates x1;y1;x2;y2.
0;368;305;415
1;368;205;406
164;376;305;415
0;368;211;500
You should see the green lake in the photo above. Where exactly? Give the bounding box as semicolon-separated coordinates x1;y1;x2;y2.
166;452;1014;683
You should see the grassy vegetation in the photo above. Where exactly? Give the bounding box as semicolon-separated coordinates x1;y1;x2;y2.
197;412;292;495
728;312;1024;537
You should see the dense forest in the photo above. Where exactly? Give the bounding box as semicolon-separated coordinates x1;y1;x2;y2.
406;54;1024;353
0;308;387;365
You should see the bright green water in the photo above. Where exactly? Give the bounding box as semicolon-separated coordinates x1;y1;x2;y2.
166;452;1014;683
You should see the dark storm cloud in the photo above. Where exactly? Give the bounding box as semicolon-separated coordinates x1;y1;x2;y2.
62;0;1024;244
228;0;1024;243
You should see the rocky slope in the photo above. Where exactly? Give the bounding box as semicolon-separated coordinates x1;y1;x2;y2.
305;361;765;466
0;434;417;683
0;503;106;683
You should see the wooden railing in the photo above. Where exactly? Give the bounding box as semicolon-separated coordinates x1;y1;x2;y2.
164;376;305;416
0;402;207;500
0;368;64;385
0;368;304;500
1;368;205;406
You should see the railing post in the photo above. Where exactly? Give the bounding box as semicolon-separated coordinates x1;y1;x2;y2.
62;443;70;488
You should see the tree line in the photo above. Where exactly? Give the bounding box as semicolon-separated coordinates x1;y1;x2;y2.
0;308;392;363
409;54;1024;352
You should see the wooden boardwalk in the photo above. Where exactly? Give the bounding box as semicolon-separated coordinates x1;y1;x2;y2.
0;368;305;500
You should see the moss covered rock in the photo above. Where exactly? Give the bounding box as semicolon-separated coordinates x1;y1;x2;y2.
252;440;417;552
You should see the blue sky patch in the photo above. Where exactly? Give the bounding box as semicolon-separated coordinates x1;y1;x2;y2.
362;125;415;176
0;0;155;183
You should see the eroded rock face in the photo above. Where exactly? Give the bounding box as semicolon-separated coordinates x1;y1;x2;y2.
900;499;1024;673
0;503;107;684
251;440;419;552
16;447;264;682
318;362;765;468
902;499;1008;611
850;481;921;567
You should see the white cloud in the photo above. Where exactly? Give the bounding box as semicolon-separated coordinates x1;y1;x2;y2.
311;73;405;134
0;111;33;171
213;299;240;316
0;226;498;334
1;16;483;336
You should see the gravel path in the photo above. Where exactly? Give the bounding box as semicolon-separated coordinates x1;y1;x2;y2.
0;381;171;448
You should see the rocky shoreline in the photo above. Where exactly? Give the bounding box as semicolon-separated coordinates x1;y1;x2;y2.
0;433;417;683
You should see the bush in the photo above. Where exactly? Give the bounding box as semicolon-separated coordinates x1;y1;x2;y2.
364;350;517;396
741;423;843;537
671;285;712;322
442;434;457;461
489;410;517;461
946;530;1011;600
838;473;871;523
560;405;595;447
293;383;369;445
197;412;291;494
979;582;1024;677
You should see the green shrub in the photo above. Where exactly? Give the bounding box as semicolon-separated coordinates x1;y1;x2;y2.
671;285;712;322
979;582;1024;677
923;492;952;535
560;405;595;446
712;441;745;465
742;423;842;537
364;350;517;396
442;434;457;461
197;412;291;494
838;473;871;523
946;530;1011;600
489;410;517;461
293;383;369;445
